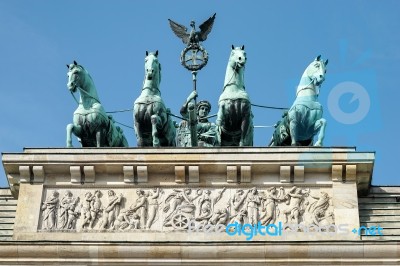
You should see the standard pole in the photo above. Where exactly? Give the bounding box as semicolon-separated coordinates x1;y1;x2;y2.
189;71;198;147
192;71;197;105
188;102;198;147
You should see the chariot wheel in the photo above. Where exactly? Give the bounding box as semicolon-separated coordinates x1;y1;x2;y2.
171;213;191;230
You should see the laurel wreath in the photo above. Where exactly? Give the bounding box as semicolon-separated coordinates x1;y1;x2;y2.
180;44;209;71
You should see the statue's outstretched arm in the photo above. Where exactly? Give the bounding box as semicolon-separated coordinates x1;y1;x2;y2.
180;91;198;118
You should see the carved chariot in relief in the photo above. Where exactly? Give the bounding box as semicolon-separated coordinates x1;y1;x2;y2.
39;186;334;233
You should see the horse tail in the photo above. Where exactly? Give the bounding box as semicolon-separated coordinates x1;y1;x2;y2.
106;116;128;147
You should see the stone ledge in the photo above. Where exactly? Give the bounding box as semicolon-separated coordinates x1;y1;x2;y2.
0;242;398;265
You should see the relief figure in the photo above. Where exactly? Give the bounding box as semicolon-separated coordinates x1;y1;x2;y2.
58;190;80;230
260;187;281;226
100;190;122;230
41;190;59;230
245;187;261;225
146;188;161;229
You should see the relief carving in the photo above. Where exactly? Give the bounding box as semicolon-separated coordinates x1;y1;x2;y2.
195;188;226;224
99;190;123;230
259;187;282;226
41;190;59;230
80;190;103;230
89;190;103;228
281;186;310;225
58;190;80;230
39;186;334;233
114;188;163;231
163;188;201;229
306;191;334;226
146;188;161;229
245;187;261;225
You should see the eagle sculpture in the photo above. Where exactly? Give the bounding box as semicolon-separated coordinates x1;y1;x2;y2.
168;13;216;45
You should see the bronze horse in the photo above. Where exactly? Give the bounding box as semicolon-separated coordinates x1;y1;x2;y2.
66;61;128;147
133;51;176;147
216;46;253;146
270;55;328;146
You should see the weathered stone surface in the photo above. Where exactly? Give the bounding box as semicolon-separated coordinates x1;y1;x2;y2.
0;147;386;265
1;147;375;244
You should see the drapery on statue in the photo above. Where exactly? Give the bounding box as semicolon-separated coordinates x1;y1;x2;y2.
216;45;254;146
66;61;128;147
269;55;328;146
177;91;219;147
133;51;176;147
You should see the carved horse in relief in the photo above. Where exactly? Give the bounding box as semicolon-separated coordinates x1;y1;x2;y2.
66;61;128;147
269;55;328;146
216;45;253;146
133;51;176;147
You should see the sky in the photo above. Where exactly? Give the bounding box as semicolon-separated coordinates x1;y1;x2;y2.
0;0;399;187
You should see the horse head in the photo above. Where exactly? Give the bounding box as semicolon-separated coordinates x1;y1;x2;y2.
66;60;99;108
229;45;246;72
67;60;86;93
304;55;328;89
144;50;161;86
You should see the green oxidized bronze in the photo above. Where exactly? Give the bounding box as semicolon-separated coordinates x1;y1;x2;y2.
216;45;254;146
177;91;219;147
133;51;176;147
269;55;328;146
66;61;128;147
169;13;217;147
168;13;215;71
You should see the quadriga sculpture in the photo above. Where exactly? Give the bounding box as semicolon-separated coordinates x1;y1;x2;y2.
133;51;176;147
216;45;253;146
269;55;328;146
66;61;128;147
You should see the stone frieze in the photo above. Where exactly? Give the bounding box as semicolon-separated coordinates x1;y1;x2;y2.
39;186;334;232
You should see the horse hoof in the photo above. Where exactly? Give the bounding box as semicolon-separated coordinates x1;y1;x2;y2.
314;142;323;147
153;140;160;147
66;143;73;148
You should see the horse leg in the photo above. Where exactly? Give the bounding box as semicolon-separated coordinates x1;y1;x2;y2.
215;102;224;127
159;108;176;147
151;114;160;147
268;136;276;147
313;118;327;146
166;109;177;147
289;119;299;146
66;124;74;147
240;101;253;146
96;131;101;147
134;104;146;147
165;118;176;147
66;123;82;147
215;102;225;146
288;108;301;146
134;119;145;147
240;119;250;146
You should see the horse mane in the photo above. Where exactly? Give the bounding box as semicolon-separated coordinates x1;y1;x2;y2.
223;50;246;91
158;63;162;84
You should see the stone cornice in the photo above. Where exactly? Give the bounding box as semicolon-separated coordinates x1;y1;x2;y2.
2;147;375;196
